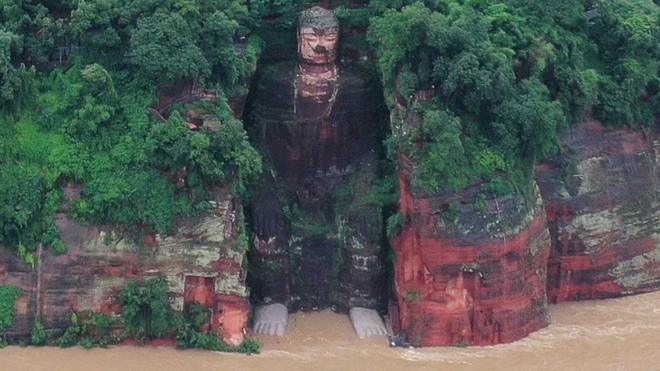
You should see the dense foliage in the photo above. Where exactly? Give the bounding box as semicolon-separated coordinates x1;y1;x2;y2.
120;277;171;340
175;302;260;353
0;1;263;260
57;312;120;348
0;0;262;88
30;318;47;346
120;277;260;353
368;0;659;194
50;278;260;352
0;285;22;344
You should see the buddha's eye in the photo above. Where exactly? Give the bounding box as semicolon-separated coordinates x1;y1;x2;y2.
303;34;319;42
324;34;338;42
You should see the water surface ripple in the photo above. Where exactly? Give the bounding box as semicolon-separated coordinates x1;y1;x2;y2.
2;291;659;371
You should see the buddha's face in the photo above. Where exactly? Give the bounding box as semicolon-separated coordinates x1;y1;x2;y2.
297;7;339;66
298;26;338;65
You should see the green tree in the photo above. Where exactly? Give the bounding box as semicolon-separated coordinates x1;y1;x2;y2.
0;160;64;260
130;11;209;85
369;1;571;195
0;0;65;63
589;0;659;126
411;109;469;193
494;79;565;163
0;285;22;342
0;31;19;106
120;277;171;340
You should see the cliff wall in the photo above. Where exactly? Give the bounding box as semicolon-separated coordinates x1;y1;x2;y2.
393;153;551;346
0;189;249;345
536;121;660;302
391;114;660;346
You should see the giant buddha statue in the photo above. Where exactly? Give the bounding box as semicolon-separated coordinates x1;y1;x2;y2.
248;6;387;339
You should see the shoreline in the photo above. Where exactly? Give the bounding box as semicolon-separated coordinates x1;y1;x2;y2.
1;291;659;371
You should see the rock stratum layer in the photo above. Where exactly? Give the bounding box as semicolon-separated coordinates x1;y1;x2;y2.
0;189;249;345
393;155;551;346
390;119;660;346
536;121;660;302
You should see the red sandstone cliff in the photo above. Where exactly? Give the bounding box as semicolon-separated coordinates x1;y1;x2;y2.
536;121;660;302
0;189;249;345
392;153;551;346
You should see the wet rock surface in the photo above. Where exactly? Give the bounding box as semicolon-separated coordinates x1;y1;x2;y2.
392;153;551;346
536;121;660;302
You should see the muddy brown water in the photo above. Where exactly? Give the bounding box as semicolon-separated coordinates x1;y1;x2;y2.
2;291;659;371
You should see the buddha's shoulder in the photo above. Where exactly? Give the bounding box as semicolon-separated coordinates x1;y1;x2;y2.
258;61;297;85
338;64;379;91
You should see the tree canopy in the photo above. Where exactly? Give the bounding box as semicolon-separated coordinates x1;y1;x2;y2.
0;0;265;262
0;0;658;261
368;0;659;194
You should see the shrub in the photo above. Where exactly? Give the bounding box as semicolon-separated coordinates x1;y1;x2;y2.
186;303;211;332
84;313;120;347
0;285;22;342
120;277;171;341
238;337;262;354
176;327;261;355
405;289;421;303
56;312;120;348
57;313;82;348
30;318;47;346
386;213;407;239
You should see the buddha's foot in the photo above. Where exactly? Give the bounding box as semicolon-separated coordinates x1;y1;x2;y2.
253;303;288;336
349;307;387;339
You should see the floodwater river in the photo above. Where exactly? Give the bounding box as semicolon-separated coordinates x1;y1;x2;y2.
2;291;659;371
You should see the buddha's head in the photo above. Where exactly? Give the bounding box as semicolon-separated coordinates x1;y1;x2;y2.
298;7;339;66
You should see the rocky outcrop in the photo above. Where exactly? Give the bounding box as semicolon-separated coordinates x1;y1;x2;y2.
0;189;249;345
389;117;659;346
536;121;660;302
392;152;551;346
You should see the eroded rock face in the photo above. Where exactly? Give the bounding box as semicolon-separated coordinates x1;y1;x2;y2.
0;190;249;345
392;155;551;346
536;121;660;302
